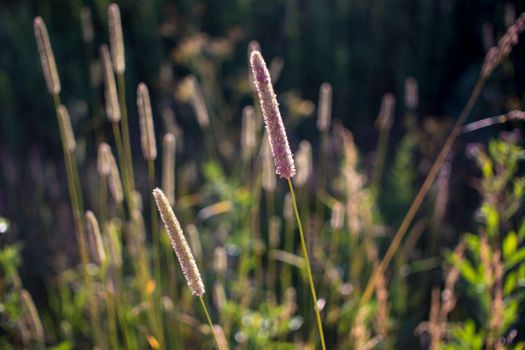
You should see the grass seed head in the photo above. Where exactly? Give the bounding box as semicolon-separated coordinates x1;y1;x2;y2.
250;50;295;179
85;211;106;265
317;83;332;131
137;83;157;161
101;45;121;122
153;188;205;296
34;17;61;95
108;4;125;74
107;148;124;205
97;143;111;177
57;105;76;153
162;133;176;206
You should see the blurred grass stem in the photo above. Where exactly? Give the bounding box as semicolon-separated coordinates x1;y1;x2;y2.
117;73;136;192
361;76;487;304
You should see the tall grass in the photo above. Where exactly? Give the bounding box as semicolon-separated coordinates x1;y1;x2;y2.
0;3;524;350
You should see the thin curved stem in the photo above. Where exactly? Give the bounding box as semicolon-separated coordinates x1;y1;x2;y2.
361;76;487;304
287;178;326;350
199;296;222;350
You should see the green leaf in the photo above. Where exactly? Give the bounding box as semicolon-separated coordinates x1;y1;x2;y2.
503;232;518;260
505;247;525;271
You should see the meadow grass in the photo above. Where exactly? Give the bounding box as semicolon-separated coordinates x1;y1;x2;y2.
1;3;524;350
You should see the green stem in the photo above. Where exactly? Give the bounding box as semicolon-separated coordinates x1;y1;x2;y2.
52;93;102;347
287;178;326;350
371;125;391;197
117;73;135;192
361;76;487;304
112;122;132;214
148;159;165;346
199;296;222;350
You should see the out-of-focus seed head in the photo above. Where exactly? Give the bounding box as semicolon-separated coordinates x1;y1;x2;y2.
295;140;312;187
162;133;176;206
241;105;257;160
330;201;345;231
250;50;296;179
153;188;205;296
108;4;125;74
57;105;76;152
213;246;227;275
80;7;94;43
317;83;332;131
100;45;121;122
34;17;61;95
261;137;276;192
97;143;111;177
107;149;123;205
187;76;210;128
85;211;106;265
481;12;525;77
404;77;418;110
375;93;395;130
137;83;157;160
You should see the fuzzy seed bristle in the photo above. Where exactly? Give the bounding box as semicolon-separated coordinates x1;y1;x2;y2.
250;50;295;179
34;17;61;95
57;105;76;153
85;211;106;265
153;188;205;296
101;45;121;122
162;133;176;206
317;83;332;131
137;83;157;161
108;4;125;74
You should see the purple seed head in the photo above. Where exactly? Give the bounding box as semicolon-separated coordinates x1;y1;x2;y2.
250;50;295;179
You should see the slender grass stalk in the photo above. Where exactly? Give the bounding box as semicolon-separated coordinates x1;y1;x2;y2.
361;77;487;304
20;290;44;349
360;11;525;303
361;17;525;304
118;73;135;191
52;96;101;346
108;4;134;188
153;188;221;348
287;179;326;350
148;159;162;303
199;296;223;350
